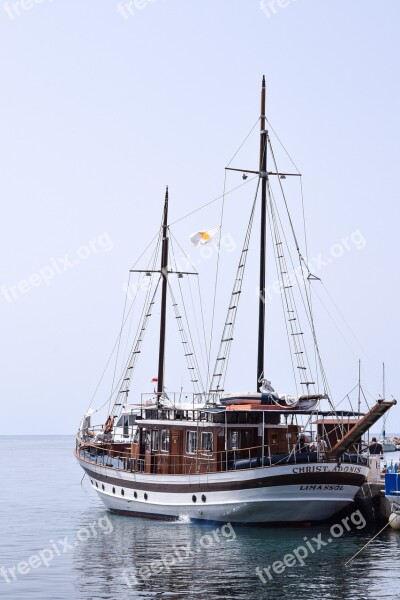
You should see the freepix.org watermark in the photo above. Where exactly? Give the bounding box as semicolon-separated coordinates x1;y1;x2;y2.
0;233;113;304
255;510;366;583
116;0;157;21
122;522;236;586
260;229;366;302
260;0;297;19
2;0;56;20
0;515;113;584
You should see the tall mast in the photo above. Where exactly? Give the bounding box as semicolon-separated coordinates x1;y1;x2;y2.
257;75;267;388
157;186;169;401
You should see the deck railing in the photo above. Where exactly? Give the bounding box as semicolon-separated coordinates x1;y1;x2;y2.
76;439;368;475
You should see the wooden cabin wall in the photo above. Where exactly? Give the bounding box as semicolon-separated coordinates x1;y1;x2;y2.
170;429;182;475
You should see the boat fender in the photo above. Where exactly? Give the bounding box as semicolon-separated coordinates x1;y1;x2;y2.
104;415;114;434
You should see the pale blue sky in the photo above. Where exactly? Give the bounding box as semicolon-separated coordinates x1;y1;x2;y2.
1;0;399;434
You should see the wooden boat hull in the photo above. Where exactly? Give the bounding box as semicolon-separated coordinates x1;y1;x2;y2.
76;453;369;524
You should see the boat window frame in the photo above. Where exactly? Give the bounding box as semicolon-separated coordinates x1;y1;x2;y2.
186;430;198;454
229;430;240;451
201;431;213;452
145;430;151;452
152;429;160;452
161;429;170;452
133;428;140;445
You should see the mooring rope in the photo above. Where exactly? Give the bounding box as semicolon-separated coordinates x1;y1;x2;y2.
345;513;399;565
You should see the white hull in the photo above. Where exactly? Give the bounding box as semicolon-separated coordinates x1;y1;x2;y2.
383;443;397;453
77;455;368;523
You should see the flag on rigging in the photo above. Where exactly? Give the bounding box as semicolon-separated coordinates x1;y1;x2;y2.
190;227;220;247
151;377;158;383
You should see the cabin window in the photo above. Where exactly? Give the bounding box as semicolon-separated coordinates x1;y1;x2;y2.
161;429;170;452
201;432;213;451
116;414;136;436
186;431;198;454
229;431;240;450
117;415;136;425
152;429;159;451
145;430;151;452
133;429;140;444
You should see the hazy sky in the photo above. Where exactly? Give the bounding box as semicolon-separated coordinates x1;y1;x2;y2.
1;0;399;434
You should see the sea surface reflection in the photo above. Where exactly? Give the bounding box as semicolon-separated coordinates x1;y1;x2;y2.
1;437;400;600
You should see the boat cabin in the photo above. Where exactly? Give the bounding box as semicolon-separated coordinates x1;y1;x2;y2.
124;405;303;475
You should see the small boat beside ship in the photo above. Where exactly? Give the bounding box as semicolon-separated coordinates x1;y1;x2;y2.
382;440;397;453
75;78;396;524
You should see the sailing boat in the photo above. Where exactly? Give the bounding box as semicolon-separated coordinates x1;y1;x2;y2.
75;78;396;523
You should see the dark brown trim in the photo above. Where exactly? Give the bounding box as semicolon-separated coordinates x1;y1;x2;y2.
81;463;366;494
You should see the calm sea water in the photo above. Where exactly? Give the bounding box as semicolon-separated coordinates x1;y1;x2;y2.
1;436;400;600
